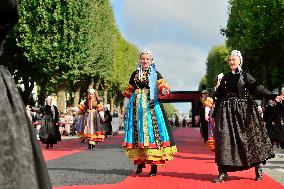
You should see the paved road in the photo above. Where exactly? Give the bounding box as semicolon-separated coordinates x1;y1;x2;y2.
263;147;284;185
47;135;135;186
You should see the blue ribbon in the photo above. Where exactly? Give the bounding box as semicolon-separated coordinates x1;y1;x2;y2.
148;64;158;100
138;64;143;80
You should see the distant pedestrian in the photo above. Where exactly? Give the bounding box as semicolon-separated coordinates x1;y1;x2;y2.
39;96;61;149
26;105;32;123
102;105;112;136
64;110;74;136
196;90;210;144
78;88;105;149
111;109;121;136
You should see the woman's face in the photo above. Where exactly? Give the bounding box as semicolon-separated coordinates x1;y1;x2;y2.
140;53;152;69
46;97;52;105
89;92;95;99
201;93;208;99
228;55;240;71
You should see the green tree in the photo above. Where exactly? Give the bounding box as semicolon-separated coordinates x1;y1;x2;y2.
162;103;176;118
198;75;207;91
2;0;141;110
222;0;284;89
107;34;139;111
205;45;229;91
4;0;95;108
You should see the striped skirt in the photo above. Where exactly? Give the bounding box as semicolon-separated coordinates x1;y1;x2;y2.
123;89;177;165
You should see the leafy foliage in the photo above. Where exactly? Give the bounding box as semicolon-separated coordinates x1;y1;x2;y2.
221;0;284;89
205;45;229;90
1;0;139;106
162;103;177;117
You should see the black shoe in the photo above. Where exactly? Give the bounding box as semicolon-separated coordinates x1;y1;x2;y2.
135;164;145;174
255;166;262;181
149;165;157;176
214;173;228;183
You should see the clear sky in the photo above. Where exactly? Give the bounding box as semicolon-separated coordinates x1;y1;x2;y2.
110;0;229;114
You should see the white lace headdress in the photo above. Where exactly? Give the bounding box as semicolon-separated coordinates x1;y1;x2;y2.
230;50;243;67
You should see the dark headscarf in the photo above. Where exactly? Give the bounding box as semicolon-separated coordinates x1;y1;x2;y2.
0;0;19;56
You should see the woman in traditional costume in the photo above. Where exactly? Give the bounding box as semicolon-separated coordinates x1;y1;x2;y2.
78;89;104;149
123;49;177;176
206;73;224;152
111;108;121;136
197;90;210;144
203;96;214;151
212;50;284;183
39;96;61;149
102;105;112;136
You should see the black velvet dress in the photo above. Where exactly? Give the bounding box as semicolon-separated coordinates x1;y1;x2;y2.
39;105;61;145
196;100;208;143
102;109;112;136
213;71;275;172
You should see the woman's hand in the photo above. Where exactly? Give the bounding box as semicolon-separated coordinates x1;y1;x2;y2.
275;95;284;102
162;88;170;95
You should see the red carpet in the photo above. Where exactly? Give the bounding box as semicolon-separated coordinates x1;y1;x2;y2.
41;135;125;161
48;128;284;189
41;139;87;161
